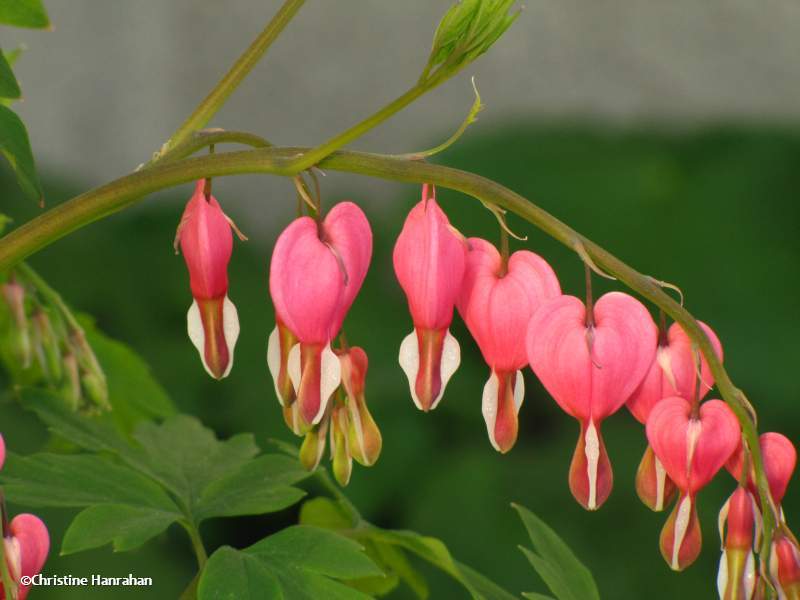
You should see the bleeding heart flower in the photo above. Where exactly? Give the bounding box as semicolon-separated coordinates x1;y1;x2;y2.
457;237;561;452
717;486;760;600
527;291;657;510
394;184;467;411
3;513;49;600
338;346;382;467
0;434;4;470
727;432;797;508
770;532;800;599
175;180;240;380
269;202;372;428
647;396;741;570
628;320;723;512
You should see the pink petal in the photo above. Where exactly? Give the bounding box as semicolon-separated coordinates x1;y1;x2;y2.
458;238;560;372
727;431;797;504
627;320;723;424
393;190;466;331
269;217;345;344
10;513;49;579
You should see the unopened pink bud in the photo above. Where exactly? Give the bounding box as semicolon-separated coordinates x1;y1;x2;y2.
527;292;657;509
457;237;560;452
394;185;467;411
176;181;239;380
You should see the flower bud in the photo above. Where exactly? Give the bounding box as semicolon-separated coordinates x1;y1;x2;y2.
636;444;677;512
60;349;82;411
717;486;759;600
338;347;382;467
727;432;797;508
2;280;31;369
527;292;658;510
176;180;240;380
394;185;466;411
30;310;61;383
330;405;352;486
299;412;330;472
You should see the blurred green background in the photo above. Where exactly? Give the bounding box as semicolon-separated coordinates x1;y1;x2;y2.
2;122;799;598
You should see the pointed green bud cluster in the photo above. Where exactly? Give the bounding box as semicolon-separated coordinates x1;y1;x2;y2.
0;266;108;413
422;0;519;83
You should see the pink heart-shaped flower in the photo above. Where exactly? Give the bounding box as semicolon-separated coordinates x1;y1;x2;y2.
527;291;657;509
647;396;740;494
726;431;796;505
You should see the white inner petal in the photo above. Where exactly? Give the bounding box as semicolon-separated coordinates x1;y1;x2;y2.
398;331;422;410
744;550;756;599
716;549;728;600
672;495;693;570
186;300;212;378
481;371;500;452
657;346;678;393
513;370;525;411
266;326;284;405
287;343;302;393
585;421;600;510
220;295;239;378
432;330;461;410
316;343;341;425
717;495;731;547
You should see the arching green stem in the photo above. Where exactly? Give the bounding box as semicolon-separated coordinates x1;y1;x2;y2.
0;145;777;566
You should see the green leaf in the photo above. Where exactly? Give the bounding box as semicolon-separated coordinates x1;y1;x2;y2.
132;415;259;508
299;496;354;530
0;452;180;512
249;525;382;580
523;594;557;600
0;0;49;29
456;561;519;600
513;503;600;600
0;50;21;99
199;528;380;600
0;104;42;203
194;454;309;521
61;504;179;555
199;546;283;600
80;315;176;426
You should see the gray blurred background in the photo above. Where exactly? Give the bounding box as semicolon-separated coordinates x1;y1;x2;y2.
5;0;800;234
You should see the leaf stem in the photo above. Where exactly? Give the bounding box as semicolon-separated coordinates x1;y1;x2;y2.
151;0;305;162
180;520;208;570
0;145;778;558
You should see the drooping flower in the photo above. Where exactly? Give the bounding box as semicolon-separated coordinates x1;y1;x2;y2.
628;320;723;511
647;396;741;570
727;432;797;509
717;486;760;600
770;532;800;599
2;514;50;600
175;180;240;380
269;202;372;429
527;291;657;510
394;185;467;411
338;346;382;466
457;237;561;453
